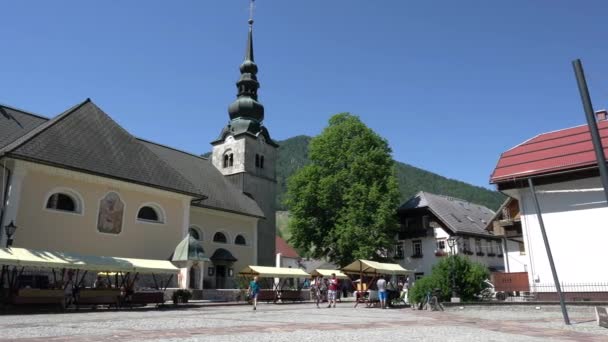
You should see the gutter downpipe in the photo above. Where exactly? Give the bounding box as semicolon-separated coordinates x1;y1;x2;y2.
0;157;12;247
527;178;570;325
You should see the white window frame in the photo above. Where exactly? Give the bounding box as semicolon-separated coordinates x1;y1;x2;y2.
234;233;248;246
43;187;85;216
136;202;166;224
212;231;231;244
189;225;204;241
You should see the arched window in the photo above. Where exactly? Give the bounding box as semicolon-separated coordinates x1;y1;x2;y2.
189;226;202;241
260;155;264;169
223;154;229;168
137;204;164;223
213;232;227;243
255;154;259;167
229;154;234;167
46;193;77;213
235;235;246;246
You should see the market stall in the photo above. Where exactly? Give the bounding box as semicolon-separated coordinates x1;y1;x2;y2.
341;259;413;307
238;265;310;303
0;247;178;308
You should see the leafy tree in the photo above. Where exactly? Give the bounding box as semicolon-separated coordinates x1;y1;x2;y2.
408;255;490;303
286;113;400;266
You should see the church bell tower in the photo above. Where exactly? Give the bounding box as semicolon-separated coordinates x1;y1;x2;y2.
211;2;278;266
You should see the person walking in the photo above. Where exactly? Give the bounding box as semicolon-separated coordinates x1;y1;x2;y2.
312;275;324;308
248;276;261;311
376;275;387;309
327;273;339;308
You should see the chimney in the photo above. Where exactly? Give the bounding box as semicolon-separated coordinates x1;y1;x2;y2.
596;109;608;121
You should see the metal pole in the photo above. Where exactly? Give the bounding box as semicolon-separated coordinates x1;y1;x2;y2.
528;178;570;325
450;245;456;299
572;59;608;203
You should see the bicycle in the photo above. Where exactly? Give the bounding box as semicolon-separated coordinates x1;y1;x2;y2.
418;289;444;311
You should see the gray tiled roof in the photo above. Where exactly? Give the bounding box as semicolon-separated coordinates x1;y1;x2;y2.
139;139;264;218
0;104;48;149
1;99;203;198
399;191;496;237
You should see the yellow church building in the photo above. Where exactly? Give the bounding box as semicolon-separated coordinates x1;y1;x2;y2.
0;15;276;290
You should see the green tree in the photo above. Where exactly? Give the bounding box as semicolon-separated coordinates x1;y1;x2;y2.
286;113;400;267
408;255;490;303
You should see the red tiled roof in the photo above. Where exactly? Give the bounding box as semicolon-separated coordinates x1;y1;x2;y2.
275;236;300;259
491;120;608;183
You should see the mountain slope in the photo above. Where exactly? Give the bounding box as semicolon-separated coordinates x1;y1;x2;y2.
276;135;504;210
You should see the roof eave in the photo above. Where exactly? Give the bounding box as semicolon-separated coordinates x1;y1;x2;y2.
7;154;207;200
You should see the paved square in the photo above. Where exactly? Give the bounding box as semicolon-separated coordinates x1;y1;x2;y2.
0;304;607;341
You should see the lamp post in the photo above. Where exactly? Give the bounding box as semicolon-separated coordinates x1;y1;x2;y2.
447;237;458;302
4;221;17;247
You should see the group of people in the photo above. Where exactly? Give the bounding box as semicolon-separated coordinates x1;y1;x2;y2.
311;273;340;308
246;274;410;311
246;273;341;311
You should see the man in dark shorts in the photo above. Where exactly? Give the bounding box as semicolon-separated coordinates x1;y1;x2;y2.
248;276;260;311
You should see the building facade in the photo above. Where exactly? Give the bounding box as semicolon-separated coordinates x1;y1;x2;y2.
0;16;275;289
491;111;608;298
395;192;504;279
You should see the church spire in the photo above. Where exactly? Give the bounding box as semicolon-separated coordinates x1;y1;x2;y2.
228;0;264;122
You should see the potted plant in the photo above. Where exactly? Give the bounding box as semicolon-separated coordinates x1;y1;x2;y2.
172;289;192;304
434;250;447;257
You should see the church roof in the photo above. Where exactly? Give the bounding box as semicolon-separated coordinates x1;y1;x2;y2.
0;103;48;150
1;99;203;198
0;99;264;218
398;191;496;237
140;139;264;218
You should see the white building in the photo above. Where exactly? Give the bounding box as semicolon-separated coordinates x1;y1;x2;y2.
485;198;528;274
491;111;608;299
395;192;504;279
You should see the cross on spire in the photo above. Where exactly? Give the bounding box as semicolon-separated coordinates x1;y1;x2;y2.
249;0;255;25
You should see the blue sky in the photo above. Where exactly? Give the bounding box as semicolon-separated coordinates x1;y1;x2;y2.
1;1;607;189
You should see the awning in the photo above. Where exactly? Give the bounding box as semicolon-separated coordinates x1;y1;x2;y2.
0;247;178;274
171;235;210;262
341;259;412;275
239;265;309;278
210;248;237;262
310;269;349;279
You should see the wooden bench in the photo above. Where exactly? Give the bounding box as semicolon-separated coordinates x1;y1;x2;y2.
127;292;165;306
279;290;302;302
76;289;121;308
11;289;65;307
256;290;277;303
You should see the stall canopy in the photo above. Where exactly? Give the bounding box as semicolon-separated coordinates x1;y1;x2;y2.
310;269;349;279
341;259;412;275
239;265;309;278
0;247;178;274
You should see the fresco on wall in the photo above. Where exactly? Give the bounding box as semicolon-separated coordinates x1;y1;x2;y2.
97;192;124;234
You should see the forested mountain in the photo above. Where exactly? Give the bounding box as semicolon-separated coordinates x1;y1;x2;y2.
276;135;504;211
203;134;504;211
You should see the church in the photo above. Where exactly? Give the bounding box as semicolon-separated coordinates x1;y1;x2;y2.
0;16;276;290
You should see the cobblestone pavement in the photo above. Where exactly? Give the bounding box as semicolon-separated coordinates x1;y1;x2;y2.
0;304;606;341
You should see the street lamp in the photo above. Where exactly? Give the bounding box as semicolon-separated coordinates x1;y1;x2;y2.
4;221;17;247
447;237;458;302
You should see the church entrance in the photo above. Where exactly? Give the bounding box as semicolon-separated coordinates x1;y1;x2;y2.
189;266;200;289
215;265;226;289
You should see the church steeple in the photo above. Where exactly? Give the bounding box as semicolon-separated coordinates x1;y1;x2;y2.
228;4;264;122
212;0;277;148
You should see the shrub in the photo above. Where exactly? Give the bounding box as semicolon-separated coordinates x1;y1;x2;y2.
409;255;490;303
172;289;192;304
